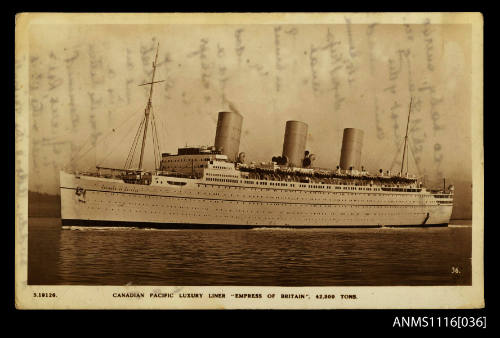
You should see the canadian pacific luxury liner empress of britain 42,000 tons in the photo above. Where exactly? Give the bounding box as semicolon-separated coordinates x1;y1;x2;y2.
60;44;454;228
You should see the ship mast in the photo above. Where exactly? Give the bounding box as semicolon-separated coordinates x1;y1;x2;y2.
400;97;412;176
137;43;163;171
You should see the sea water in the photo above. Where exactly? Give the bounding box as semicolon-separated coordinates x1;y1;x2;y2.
28;217;472;286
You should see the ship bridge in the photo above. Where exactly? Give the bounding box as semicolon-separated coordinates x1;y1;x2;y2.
159;146;234;178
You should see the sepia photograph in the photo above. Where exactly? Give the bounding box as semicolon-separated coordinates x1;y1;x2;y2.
15;12;484;309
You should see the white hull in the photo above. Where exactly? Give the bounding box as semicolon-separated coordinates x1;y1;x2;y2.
60;171;453;228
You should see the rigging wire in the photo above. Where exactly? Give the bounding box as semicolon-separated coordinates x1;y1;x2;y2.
68;109;144;167
408;140;423;177
388;138;405;172
359;139;382;174
157;111;169;154
406;139;409;174
151;113;159;170
155;116;162;158
70;139;100;169
124;116;146;169
96;114;143;167
126;117;146;169
67;135;94;167
153;113;162;170
154;113;162;157
150;109;162;170
131;118;147;169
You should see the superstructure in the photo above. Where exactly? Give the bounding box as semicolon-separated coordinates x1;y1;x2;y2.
60;44;454;228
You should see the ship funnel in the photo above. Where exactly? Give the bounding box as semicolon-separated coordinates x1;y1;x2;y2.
214;111;243;162
282;121;308;167
339;128;364;170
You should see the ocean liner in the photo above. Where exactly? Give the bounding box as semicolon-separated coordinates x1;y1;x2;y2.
60;44;454;228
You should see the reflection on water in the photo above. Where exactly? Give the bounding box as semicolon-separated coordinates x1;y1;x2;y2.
28;218;472;286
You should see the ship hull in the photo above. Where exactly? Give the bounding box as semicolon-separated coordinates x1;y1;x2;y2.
61;218;448;229
60;171;453;228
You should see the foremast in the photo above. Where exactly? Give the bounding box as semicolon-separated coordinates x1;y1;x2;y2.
400;97;412;176
124;43;164;172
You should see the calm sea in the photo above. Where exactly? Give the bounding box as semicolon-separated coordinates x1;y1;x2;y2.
28;217;472;286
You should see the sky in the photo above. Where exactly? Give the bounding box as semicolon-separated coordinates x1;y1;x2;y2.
25;15;475;218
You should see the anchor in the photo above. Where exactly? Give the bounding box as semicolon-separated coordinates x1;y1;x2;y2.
75;187;87;203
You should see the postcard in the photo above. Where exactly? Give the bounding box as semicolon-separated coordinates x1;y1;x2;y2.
15;12;484;309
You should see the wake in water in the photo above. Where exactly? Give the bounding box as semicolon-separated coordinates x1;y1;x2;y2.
62;226;141;231
62;226;180;231
251;227;377;231
251;227;300;231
